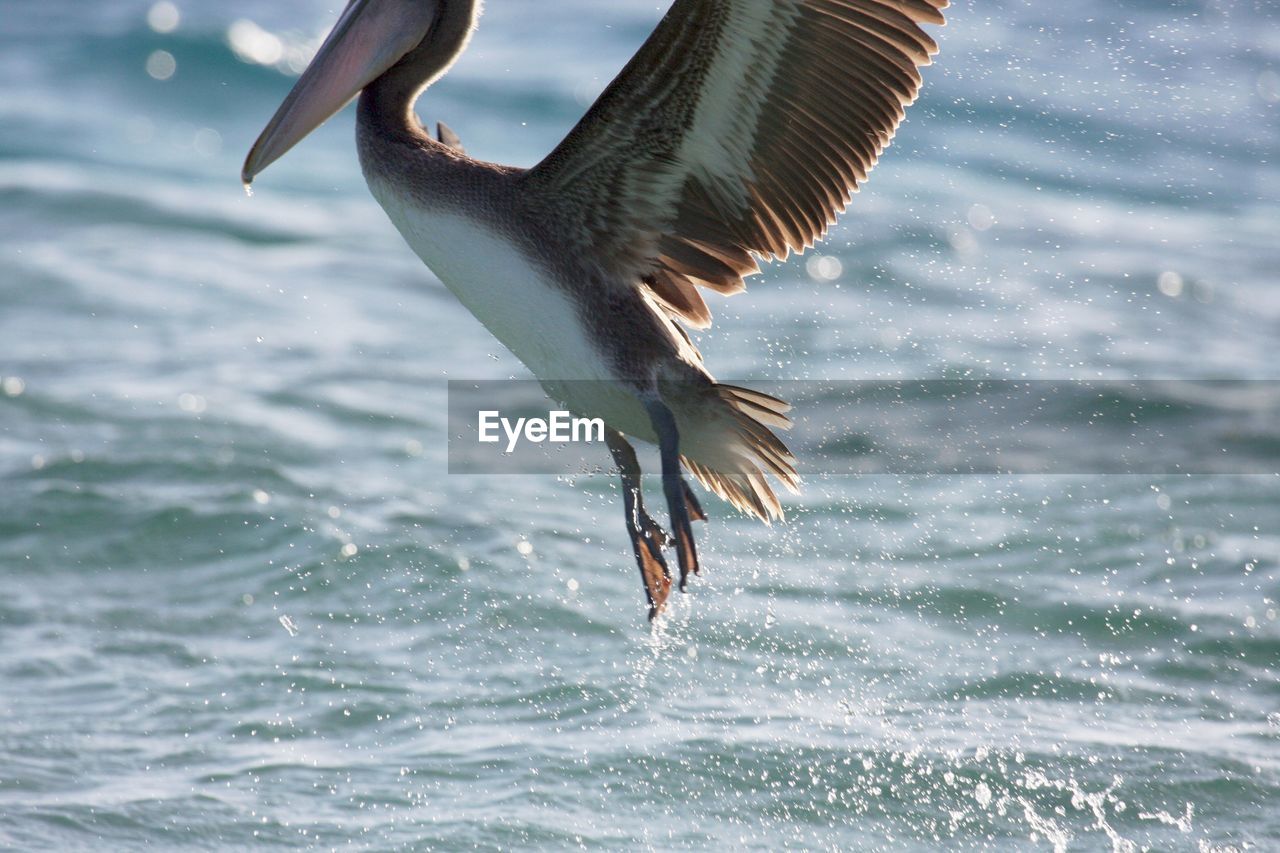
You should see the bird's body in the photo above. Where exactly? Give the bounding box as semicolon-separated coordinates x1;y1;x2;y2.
244;0;946;619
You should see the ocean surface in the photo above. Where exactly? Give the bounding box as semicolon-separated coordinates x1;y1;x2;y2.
2;0;1279;849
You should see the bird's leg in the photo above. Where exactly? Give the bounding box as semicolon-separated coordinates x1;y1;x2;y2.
642;397;701;591
604;427;672;620
683;479;707;523
605;428;672;556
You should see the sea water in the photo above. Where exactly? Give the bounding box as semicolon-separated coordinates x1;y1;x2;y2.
1;0;1278;848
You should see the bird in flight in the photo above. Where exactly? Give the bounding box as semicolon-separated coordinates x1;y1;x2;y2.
243;0;946;619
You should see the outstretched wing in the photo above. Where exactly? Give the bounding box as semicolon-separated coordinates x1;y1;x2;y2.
523;0;946;328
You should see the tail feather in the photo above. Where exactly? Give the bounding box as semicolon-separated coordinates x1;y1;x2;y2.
684;458;781;521
720;384;794;429
678;383;800;523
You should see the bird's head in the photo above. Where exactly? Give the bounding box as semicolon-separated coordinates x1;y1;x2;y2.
242;0;440;187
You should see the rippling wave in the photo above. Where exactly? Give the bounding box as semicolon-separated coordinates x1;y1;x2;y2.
2;0;1278;848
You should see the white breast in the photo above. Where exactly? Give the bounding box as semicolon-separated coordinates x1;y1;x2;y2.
368;178;608;384
365;176;658;435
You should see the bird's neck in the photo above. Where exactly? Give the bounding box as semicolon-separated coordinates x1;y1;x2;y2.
357;0;480;140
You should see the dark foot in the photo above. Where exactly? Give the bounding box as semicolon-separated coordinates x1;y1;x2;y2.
629;510;673;620
666;472;700;592
645;398;701;592
638;507;673;552
605;428;674;619
683;480;707;523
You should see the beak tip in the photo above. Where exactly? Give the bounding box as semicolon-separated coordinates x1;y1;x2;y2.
241;157;258;195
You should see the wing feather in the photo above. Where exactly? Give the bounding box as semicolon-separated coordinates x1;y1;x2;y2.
525;0;946;325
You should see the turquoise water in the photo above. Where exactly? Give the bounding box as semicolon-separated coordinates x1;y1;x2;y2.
3;0;1279;848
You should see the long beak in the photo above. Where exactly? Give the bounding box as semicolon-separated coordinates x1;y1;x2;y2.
242;0;437;187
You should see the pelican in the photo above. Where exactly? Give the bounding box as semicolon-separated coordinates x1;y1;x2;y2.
243;0;946;619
